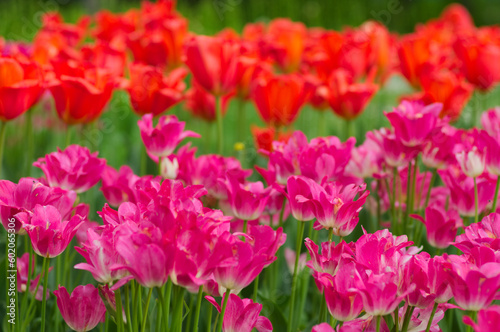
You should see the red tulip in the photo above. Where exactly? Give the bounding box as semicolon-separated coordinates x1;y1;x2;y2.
327;69;378;120
0;57;43;121
251;73;312;127
127;63;186;116
184;79;232;122
184;35;242;96
48;64;115;125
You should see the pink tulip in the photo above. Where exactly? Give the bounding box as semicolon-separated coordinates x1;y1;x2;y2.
454;129;487;178
463;305;500;332
205;293;273;332
319;261;363;322
311;323;334;332
384;101;442;147
23;205;84;258
0;178;76;234
481;131;500;176
421;125;457;169
427;256;454;304
280;175;323;222
33;145;106;193
369;128;418;168
401;253;436;308
226;171;270;221
481;107;500;139
53;285;106;332
454;213;500;251
138;113;200;160
100;165;161;207
17;253;51;300
284;248;307;275
445;254;500;311
395;304;446;332
412;205;463;249
74;226;129;284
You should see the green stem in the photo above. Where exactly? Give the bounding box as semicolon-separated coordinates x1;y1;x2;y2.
171;286;185;332
288;221;306;332
141;288;153;332
124;284;133;332
492;176;500;213
242;219;248;234
215;95;223;155
376;315;381;332
41;256;50;332
65;125;71;147
138;284;144;325
158;157;163;177
390;167;398;233
465;311;477;332
394;305;399;332
0;121;7;178
237;98;246;143
319;296;326;323
328;228;333;242
252;274;259;302
131;282;139;332
474;177;479;224
216;288;231;332
345;119;354;140
206;303;213;332
115;288;124;332
25;109;34;176
330;316;337;328
193;286;204;332
164;279;172;329
401;306;415;332
425;303;438;332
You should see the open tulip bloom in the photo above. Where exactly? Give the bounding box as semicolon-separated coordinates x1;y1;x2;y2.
3;3;500;332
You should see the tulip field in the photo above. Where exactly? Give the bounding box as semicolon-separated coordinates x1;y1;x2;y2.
2;1;500;332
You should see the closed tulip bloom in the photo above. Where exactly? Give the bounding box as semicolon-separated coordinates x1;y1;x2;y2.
48;67;115;125
481;107;500;139
138;113;200;159
127;63;187;116
205;293;273;332
34;145;107;193
281;176;323;222
183;35;241;96
185;79;232;122
53;284;106;332
412;205;462;249
456;147;486;178
251;73;312;127
226;171;270;221
23;204;85;258
327;69;378;120
0;57;43;121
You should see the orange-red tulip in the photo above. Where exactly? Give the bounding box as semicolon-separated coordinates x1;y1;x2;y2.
327;69;378;120
126;63;186;116
184;79;232;122
0;57;43;121
251;73;312;127
184;35;242;96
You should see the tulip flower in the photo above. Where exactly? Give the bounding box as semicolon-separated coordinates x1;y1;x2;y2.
127;63;187;116
280;175;322;222
463;306;500;332
251;73;312;128
184;79;232;122
53;285;106;332
411;205;463;249
225;171;270;222
0;56;42;121
384;101;442;147
48;66;115;125
446;255;500;311
0;178;76;234
481;107;500;139
327;69;378;121
34;145;106;193
205;293;273;332
23;204;84;258
17;253;51;301
138;113;200;161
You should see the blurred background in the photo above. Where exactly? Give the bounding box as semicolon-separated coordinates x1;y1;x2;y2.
1;0;499;38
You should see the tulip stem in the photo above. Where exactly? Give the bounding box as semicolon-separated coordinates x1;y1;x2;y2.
327;228;333;242
465;311;477;332
394;305;399;332
376;315;381;332
492;176;500;213
141;288;153;332
158;157;163;177
425;302;439;332
288;221;306;332
215;95;223;155
25;109;34;176
0;121;7;178
237;98;246;143
193;286;204;332
252;274;260;302
124;284;133;332
164;280;172;329
345;119;354;140
401;305;415;332
115;287;125;332
171;285;185;332
330;317;337;328
216;288;231;332
474;177;479;224
206;303;213;332
389;167;398;233
20;249;32;329
65;125;71;147
41;256;50;332
242;219;248;234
